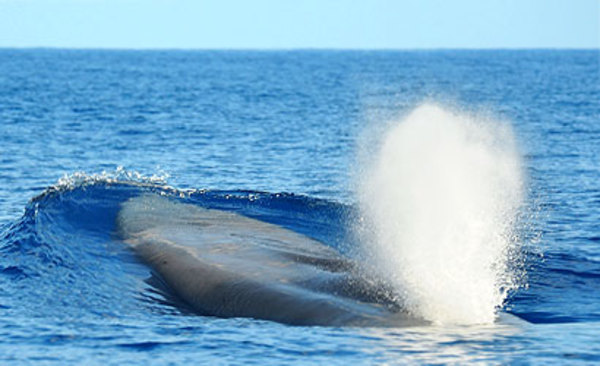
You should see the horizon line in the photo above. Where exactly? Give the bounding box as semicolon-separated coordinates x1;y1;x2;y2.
1;46;599;52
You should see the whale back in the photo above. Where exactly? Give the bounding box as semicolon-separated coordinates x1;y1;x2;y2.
117;195;418;326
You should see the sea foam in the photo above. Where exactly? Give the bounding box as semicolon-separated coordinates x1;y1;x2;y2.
358;103;524;325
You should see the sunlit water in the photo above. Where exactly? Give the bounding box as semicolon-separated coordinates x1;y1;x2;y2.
1;50;599;364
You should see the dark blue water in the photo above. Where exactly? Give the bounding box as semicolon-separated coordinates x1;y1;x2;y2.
1;49;599;364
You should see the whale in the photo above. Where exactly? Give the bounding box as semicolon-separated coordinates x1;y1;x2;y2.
116;194;419;327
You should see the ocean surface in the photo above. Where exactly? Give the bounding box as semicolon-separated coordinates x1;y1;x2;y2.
0;49;599;364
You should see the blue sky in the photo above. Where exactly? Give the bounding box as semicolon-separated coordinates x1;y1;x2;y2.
1;0;598;49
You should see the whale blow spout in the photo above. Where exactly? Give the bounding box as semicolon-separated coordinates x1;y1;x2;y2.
358;104;525;325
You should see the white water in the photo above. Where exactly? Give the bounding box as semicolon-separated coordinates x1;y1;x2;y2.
358;103;524;325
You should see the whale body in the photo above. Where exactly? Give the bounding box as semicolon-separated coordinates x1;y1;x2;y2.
116;194;418;326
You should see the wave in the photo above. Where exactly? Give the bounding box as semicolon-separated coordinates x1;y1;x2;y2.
0;176;357;323
0;168;597;325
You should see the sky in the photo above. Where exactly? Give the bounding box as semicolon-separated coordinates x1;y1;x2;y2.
1;0;598;49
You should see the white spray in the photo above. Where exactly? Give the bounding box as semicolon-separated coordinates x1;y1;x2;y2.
358;103;524;325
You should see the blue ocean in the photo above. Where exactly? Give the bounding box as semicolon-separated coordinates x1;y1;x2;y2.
1;49;599;364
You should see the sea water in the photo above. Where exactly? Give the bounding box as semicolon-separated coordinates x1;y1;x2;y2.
0;49;599;364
